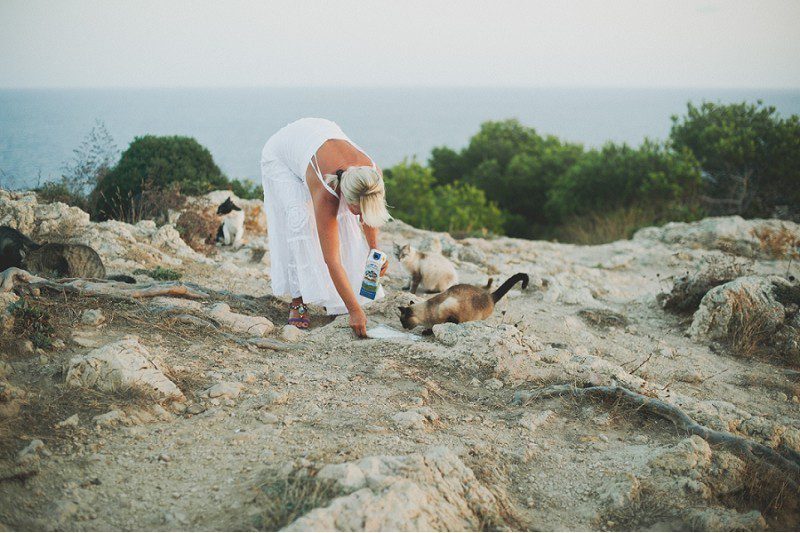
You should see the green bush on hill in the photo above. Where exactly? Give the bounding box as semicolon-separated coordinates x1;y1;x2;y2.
430;120;582;237
383;159;505;235
670;101;800;218
90;135;229;220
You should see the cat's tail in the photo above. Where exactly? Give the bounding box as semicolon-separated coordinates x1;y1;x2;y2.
107;274;137;284
491;273;529;303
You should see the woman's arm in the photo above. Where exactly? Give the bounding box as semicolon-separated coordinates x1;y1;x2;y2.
312;189;368;337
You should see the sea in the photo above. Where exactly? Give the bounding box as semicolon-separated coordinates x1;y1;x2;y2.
1;87;799;190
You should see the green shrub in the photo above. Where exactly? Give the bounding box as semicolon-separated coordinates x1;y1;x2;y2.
545;140;703;225
133;266;182;281
429;120;582;238
35;180;90;211
229;178;263;200
384;159;505;234
11;298;55;349
670;101;800;218
90;135;229;220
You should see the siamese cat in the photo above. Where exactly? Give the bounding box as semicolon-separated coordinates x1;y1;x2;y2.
1;226;134;282
216;197;245;246
399;273;529;330
394;243;458;294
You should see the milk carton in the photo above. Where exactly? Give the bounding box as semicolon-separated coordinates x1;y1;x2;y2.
359;248;386;299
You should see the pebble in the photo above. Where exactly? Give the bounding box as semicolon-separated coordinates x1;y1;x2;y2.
205;381;244;399
484;378;504;390
80;309;105;326
280;324;306;343
186;404;206;415
258;412;279;424
55;414;80;428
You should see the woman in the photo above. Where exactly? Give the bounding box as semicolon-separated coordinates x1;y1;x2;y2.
260;118;390;338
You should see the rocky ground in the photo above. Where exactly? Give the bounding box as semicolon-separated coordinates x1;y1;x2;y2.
0;189;798;531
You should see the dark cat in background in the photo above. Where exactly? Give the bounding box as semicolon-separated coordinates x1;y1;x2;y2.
0;226;134;282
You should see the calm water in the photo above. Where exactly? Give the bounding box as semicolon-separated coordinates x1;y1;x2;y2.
1;87;799;189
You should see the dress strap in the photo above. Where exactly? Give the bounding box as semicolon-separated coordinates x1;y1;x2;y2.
311;153;338;198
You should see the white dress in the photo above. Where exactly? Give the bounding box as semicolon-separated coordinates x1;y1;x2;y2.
260;118;385;315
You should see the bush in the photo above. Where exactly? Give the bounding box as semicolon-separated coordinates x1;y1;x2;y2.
384;159;505;234
429;120;582;238
35;181;89;211
229;178;263;200
670;101;800;218
545;140;703;225
90;135;229;220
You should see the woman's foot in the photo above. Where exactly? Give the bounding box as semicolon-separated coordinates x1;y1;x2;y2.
288;299;310;329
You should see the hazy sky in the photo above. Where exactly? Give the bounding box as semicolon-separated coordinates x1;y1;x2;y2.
1;0;799;88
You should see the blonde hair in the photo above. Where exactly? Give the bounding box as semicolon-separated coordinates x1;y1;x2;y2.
339;166;391;227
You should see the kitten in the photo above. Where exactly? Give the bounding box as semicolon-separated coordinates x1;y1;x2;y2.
216;197;245;246
394;243;458;294
0;226;40;272
399;273;528;330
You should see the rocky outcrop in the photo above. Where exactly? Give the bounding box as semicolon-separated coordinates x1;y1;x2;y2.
688;275;792;341
284;447;500;531
635;216;800;258
65;337;184;400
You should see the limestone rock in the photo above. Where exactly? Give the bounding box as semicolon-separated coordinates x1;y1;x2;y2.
65;337;184;400
206;303;274;336
0;292;19;334
391;407;439;430
634;216;800;258
93;409;127;427
55;414;80;428
649;435;712;475
280;324;306;343
519;410;555;432
430;323;543;382
688;276;789;341
284;447;499;531
17;439;48;464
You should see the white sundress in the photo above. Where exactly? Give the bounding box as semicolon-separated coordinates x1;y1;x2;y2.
260;117;385;315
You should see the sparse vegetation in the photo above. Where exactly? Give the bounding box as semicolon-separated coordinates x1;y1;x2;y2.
10;298;55;349
256;470;342;531
133;266;182;281
176;208;219;254
727;289;776;359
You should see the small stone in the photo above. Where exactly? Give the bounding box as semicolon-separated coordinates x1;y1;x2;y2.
484;378;504;390
264;390;289;405
92;410;126;427
80;309;105;326
280;324;306;343
169;402;187;414
186;404;206;415
519;410;555;432
258;412;279;424
243;372;258;384
17;439;47;463
469;378;481;387
16;339;34;355
205;381;244;399
55;414;80;428
675;370;704;384
158;453;171;463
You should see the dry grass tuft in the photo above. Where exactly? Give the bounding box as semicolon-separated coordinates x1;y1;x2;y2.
255;469;342;531
0;383;160;460
176;207;219;254
727;289;775;358
556;206;660;245
752;226;800;260
465;452;519;531
596;487;684;531
720;460;800;530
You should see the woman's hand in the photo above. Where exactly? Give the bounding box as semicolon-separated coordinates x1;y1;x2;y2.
349;306;368;338
380;258;389;277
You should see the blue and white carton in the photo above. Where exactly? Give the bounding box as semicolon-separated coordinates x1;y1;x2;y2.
359;249;386;299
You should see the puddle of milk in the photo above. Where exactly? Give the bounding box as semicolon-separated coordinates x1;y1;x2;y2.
366;324;420;341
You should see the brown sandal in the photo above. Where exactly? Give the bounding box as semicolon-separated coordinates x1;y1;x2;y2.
288;303;310;329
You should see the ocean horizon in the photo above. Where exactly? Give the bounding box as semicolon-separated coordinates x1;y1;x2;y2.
2;86;799;190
